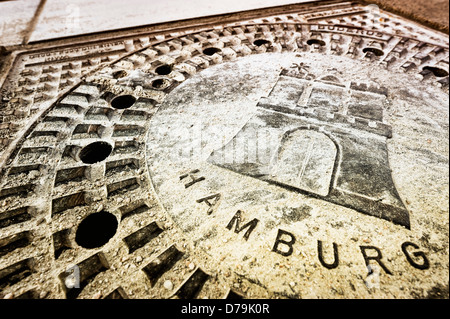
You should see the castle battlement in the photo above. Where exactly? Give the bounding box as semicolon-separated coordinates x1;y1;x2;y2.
258;101;393;138
261;67;391;137
208;67;409;228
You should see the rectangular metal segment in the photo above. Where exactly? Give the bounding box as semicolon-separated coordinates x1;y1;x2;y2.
175;268;210;299
143;245;185;286
123;222;164;253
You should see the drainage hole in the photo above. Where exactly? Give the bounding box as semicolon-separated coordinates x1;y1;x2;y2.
110;95;136;109
112;70;128;79
203;47;221;56
155;64;173;75
362;47;384;56
79;141;113;164
253;39;272;46
75;211;118;249
306;39;326;46
421;66;449;77
151;78;166;89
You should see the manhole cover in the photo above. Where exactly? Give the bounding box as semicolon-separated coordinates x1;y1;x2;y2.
0;1;448;300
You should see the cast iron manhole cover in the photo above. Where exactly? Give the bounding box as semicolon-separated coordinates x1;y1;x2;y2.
0;1;448;299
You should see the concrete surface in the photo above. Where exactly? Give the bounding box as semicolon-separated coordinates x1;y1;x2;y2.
0;0;41;46
0;0;448;47
29;0;318;42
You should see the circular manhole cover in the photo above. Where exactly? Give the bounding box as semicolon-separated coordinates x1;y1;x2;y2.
146;51;449;298
0;3;448;300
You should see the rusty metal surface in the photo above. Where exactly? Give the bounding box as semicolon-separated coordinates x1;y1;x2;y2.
0;0;448;300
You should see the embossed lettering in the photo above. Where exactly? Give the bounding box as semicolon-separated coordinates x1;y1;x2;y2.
196;193;221;215
272;229;296;257
226;210;259;241
360;245;393;275
401;242;430;270
317;240;339;269
179;169;205;188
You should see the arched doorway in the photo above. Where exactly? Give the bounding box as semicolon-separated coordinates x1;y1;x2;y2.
270;128;338;197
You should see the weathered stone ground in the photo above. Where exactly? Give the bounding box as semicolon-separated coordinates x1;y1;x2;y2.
0;0;448;299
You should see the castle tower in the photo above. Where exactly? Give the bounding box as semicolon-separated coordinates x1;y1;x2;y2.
208;67;410;228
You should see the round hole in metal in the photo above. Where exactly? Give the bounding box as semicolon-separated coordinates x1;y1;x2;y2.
155;64;173;75
253;39;271;46
203;47;221;55
79;141;113;164
112;70;128;79
75;211;118;249
306;39;326;46
110;95;136;109
422;66;449;77
151;78;166;89
363;47;385;56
